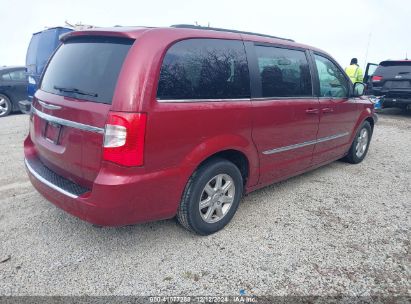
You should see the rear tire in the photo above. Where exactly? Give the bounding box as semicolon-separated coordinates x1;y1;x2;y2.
343;121;372;164
177;158;243;235
0;94;12;117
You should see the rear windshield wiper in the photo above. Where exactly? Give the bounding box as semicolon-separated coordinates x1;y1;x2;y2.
53;86;98;97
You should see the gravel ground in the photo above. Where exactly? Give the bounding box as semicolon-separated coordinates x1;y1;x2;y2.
0;109;410;297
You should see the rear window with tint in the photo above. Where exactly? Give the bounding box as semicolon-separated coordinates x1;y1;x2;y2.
375;61;411;77
41;37;134;104
157;39;250;100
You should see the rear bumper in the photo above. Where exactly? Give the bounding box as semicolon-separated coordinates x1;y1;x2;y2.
24;137;186;226
383;97;411;105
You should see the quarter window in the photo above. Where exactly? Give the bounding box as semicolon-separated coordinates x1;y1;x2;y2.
314;55;348;98
157;39;250;100
254;46;312;98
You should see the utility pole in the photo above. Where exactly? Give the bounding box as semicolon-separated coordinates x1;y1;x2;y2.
364;32;372;70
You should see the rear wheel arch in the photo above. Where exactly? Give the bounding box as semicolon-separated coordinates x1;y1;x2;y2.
0;91;11;98
0;92;13;103
196;149;250;188
181;134;260;189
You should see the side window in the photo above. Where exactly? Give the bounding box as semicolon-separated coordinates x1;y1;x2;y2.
314;55;348;98
254;45;312;98
1;73;11;81
1;70;26;81
157;39;250;100
9;70;26;81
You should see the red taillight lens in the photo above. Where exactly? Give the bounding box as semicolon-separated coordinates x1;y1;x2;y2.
103;112;147;167
372;75;383;82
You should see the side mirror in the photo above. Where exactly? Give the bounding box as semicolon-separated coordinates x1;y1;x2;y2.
353;82;365;97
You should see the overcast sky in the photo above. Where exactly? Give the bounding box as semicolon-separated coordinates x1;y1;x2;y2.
1;0;410;69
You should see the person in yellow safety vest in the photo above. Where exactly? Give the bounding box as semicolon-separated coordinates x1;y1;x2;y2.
345;58;364;83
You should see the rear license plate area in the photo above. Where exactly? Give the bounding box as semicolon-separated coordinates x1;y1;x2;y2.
44;122;62;144
390;81;410;88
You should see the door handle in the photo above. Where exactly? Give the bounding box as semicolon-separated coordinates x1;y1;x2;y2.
305;108;319;114
322;107;334;113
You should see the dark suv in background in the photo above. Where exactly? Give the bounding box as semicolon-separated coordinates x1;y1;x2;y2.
366;60;411;110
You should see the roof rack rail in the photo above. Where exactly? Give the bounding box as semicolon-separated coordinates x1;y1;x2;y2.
170;24;294;42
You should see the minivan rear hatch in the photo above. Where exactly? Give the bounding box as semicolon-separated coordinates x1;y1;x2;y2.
30;36;134;188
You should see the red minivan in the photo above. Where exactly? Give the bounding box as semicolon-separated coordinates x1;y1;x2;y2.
24;25;376;235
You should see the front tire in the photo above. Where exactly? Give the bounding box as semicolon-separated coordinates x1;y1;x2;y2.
0;94;12;117
177;158;243;235
343;121;372;164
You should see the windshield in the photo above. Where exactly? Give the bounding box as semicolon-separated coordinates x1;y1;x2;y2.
41;36;134;104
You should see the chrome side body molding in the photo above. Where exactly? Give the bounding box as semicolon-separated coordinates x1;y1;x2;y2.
263;132;350;155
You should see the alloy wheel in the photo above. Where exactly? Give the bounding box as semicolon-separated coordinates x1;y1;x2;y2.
355;128;369;158
198;174;235;224
0;97;9;116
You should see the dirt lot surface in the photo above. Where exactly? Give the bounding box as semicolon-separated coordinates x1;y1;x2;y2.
0;109;410;297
